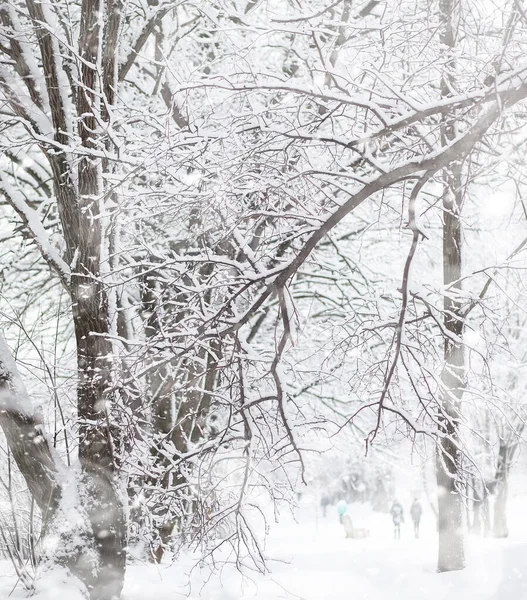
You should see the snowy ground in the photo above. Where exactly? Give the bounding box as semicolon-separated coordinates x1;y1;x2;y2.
1;497;526;599
124;495;527;600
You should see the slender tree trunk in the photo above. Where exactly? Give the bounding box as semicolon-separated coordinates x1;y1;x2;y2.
436;178;465;571
436;162;466;571
0;339;60;519
139;261;220;562
436;0;466;573
470;475;482;534
149;350;218;562
493;441;510;538
472;502;482;534
483;491;491;537
139;267;179;561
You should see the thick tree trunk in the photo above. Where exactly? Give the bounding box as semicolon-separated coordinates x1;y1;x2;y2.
71;201;126;597
68;189;127;596
73;312;127;598
60;0;128;595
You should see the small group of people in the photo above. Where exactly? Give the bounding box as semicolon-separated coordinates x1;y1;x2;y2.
324;496;423;540
390;498;422;539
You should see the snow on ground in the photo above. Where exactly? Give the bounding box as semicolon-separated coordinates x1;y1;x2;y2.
1;497;526;599
123;495;527;600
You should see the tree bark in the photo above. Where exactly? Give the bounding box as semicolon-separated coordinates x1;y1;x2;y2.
60;0;128;595
0;337;60;518
436;165;466;572
139;264;219;562
0;337;122;596
436;0;466;573
493;441;510;538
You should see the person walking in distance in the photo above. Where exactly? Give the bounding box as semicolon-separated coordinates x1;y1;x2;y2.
390;499;404;539
410;498;423;539
336;499;348;524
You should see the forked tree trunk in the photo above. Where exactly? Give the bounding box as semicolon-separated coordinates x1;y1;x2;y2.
0;0;128;593
0;336;126;599
64;0;128;594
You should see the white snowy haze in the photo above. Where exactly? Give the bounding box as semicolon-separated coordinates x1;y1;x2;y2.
0;0;527;598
